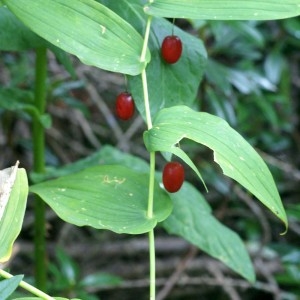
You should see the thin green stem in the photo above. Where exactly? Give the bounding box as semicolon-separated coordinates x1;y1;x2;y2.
0;269;55;300
141;69;152;132
140;15;157;299
33;47;47;291
140;16;152;63
147;151;156;218
141;17;153;130
148;229;156;300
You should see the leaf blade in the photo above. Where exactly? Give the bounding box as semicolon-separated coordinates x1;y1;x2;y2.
3;0;150;75
144;105;287;229
30;165;172;235
0;168;28;263
144;0;300;20
0;275;24;299
163;182;255;282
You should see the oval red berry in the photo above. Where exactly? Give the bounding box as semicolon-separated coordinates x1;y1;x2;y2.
161;35;183;64
115;92;135;120
162;162;185;193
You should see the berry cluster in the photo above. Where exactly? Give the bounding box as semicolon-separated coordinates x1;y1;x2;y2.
161;34;184;192
115;31;184;192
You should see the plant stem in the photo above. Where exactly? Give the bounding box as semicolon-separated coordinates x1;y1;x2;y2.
148;229;156;300
141;16;153;130
140;15;156;299
0;269;55;300
147;151;155;218
33;47;47;291
140;15;152;64
148;151;156;299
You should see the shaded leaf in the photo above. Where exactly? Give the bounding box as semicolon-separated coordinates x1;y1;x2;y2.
100;0;207;120
30;165;172;234
79;272;122;288
129;17;207;120
163;182;255;282
144;105;287;229
0;87;51;128
264;48;287;84
144;0;300;20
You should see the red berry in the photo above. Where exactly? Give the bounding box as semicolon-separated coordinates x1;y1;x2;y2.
115;92;135;120
162;162;185;193
161;35;182;64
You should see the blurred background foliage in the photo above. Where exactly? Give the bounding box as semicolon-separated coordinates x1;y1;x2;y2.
1;16;300;300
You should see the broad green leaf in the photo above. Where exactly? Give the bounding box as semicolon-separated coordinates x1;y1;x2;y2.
0;87;51;128
144;0;300;20
0;167;28;263
101;0;206;119
129;17;206;120
0;7;75;75
0;7;47;50
163;182;255;282
0;275;24;299
144;105;287;229
30;165;172;234
3;0;150;75
30;145;149;183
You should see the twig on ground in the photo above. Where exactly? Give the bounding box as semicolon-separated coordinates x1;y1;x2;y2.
157;246;198;300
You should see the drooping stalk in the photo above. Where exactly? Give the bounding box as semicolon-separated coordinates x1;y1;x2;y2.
140;16;156;299
33;47;47;291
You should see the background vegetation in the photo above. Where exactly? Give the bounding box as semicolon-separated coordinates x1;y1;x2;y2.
1;2;300;300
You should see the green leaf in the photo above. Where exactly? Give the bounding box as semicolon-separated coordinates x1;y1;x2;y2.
30;145;149;183
129;17;206;120
0;275;24;299
54;248;79;287
0;87;34;109
30;165;172;234
50;46;76;79
79;272;122;288
0;166;28;263
3;0;150;75
163;182;255;282
264;48;287;85
0;87;51;128
144;0;300;20
100;0;206;119
144;105;287;229
0;7;47;50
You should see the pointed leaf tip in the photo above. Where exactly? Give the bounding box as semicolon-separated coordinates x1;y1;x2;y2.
145;105;287;227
